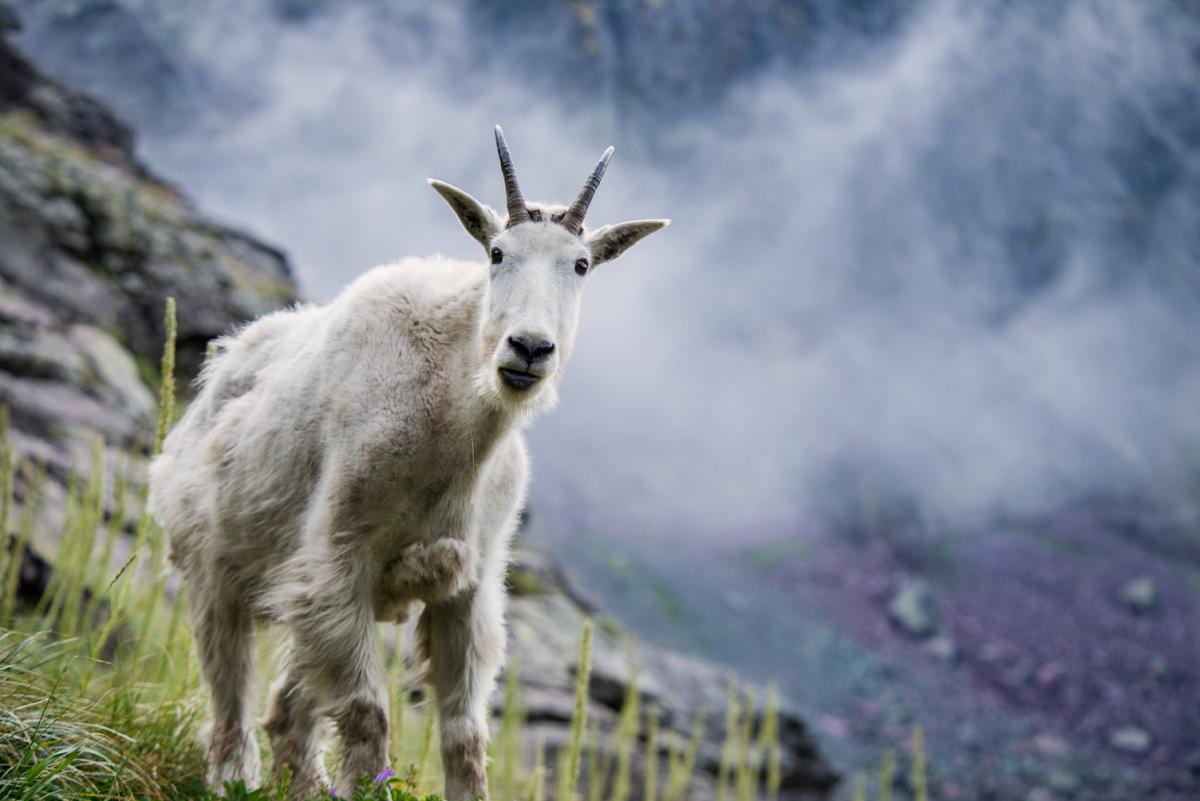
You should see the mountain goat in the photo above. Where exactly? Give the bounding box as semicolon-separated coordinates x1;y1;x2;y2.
148;127;668;799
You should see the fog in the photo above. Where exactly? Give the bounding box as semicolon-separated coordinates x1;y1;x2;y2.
20;0;1200;544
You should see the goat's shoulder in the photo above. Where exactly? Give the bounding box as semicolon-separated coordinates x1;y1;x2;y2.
333;256;485;336
163;303;321;444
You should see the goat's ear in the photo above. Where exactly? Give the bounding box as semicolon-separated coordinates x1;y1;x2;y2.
586;219;670;265
429;179;503;248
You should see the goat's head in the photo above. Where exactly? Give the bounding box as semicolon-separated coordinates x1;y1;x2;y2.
430;126;668;406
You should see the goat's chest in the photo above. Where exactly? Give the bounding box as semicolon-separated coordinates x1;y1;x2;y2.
352;414;503;546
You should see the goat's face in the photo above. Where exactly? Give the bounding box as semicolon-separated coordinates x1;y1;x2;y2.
430;127;668;406
480;213;585;397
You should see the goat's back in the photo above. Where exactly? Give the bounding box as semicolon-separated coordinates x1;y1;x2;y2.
148;257;487;576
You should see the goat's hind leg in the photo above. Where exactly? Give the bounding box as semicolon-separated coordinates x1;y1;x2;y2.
189;575;261;792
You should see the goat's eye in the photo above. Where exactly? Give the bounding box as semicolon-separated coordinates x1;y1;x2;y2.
574;258;589;276
490;247;503;264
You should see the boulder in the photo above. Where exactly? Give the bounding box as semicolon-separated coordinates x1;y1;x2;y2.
1120;577;1157;614
1109;726;1152;756
888;577;940;639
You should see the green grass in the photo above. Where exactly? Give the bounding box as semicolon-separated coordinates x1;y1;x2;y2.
0;298;927;800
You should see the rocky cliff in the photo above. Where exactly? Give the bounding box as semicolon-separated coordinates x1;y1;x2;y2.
0;10;837;798
0;4;294;542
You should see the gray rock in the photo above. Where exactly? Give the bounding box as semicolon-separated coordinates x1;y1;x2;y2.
1047;767;1080;795
0;26;296;377
1032;733;1070;758
925;635;958;662
1109;726;1152;755
69;324;156;419
888;577;940;639
1150;655;1176;686
1121;577;1157;614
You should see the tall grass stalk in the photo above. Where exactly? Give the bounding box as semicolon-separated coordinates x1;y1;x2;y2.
643;706;659;801
388;627;408;760
879;749;895;801
493;660;525;801
757;686;780;801
607;661;640;801
1;462;44;626
84;459;127;630
155;586;189;687
662;708;704;801
129;297;177;679
0;408;12;607
42;462;96;633
733;688;756;801
529;730;546;801
59;437;105;637
911;725;928;801
716;682;740;801
154;297;178;455
416;699;436;788
851;772;867;801
557;619;592;801
585;719;605;801
35;469;79;622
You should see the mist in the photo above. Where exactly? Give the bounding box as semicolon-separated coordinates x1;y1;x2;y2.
20;0;1200;546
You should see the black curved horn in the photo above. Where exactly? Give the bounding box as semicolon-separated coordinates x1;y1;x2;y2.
494;125;531;227
560;146;614;235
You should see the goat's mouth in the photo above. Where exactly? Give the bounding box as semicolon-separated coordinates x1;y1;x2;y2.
498;367;541;391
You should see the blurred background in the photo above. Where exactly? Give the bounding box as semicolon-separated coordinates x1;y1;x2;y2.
2;0;1199;799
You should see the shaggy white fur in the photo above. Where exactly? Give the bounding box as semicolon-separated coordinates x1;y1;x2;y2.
149;131;667;800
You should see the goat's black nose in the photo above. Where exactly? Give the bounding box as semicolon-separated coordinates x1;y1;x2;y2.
508;335;556;363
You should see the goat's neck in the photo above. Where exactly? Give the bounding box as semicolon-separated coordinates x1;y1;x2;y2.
442;300;529;474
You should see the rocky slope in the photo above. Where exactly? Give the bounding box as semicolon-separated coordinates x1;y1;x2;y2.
0;3;294;545
506;547;837;800
0;10;837;798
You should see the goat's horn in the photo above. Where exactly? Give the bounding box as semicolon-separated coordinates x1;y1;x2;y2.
560;146;614;235
494;125;531;227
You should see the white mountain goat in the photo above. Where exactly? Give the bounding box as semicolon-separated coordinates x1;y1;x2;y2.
148;127;668;799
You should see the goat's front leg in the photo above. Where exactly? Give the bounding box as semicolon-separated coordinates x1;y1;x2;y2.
268;542;389;798
420;568;506;801
377;537;480;607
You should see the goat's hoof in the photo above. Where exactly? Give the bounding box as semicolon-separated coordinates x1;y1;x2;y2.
204;730;262;794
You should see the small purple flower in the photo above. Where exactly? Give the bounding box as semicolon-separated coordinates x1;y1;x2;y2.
375;767;396;784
